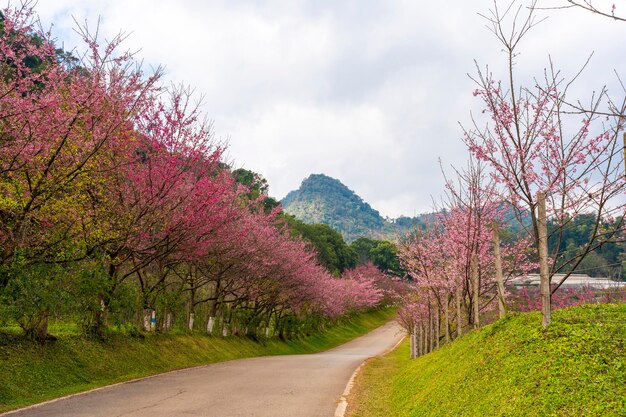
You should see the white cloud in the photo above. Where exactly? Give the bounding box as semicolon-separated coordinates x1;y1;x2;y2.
23;0;626;217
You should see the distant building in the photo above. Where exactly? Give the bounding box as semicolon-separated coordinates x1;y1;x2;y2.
509;274;626;289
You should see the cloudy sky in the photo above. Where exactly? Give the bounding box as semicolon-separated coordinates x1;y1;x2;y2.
30;0;626;217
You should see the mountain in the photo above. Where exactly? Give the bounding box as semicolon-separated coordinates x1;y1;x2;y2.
281;174;419;242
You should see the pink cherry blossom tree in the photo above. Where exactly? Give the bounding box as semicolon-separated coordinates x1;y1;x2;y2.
399;158;534;354
0;3;394;340
463;0;626;325
0;5;163;340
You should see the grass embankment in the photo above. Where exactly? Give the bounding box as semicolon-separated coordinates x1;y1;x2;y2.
347;304;626;417
0;307;395;413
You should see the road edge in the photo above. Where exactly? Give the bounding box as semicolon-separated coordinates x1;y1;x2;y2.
333;333;406;417
0;363;216;416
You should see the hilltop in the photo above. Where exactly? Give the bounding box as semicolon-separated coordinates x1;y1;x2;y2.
281;174;425;242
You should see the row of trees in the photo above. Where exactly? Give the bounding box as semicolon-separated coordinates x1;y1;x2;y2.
0;4;391;342
398;0;626;357
398;161;535;357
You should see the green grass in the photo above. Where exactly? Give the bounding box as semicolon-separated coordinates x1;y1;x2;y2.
0;307;395;413
347;304;626;417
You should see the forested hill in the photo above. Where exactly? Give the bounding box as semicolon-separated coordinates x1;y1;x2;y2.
281;174;414;242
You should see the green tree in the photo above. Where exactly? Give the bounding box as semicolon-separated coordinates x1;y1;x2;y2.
232;168;280;213
350;237;403;276
282;215;356;275
351;237;379;264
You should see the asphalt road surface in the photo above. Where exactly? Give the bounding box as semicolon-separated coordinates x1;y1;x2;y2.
6;321;404;417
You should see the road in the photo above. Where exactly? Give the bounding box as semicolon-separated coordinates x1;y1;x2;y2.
6;321;404;417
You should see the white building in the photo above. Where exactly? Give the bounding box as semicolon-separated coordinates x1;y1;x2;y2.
509;274;626;289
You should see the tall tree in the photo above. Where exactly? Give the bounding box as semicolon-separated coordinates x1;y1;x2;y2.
463;0;626;325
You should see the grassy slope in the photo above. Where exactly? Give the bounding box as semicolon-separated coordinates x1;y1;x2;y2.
347;304;626;417
0;308;395;413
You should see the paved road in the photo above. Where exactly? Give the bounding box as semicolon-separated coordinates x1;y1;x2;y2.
6;321;404;417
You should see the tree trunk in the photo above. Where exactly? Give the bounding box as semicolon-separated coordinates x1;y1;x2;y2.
188;312;195;331
100;296;108;327
538;192;551;327
492;223;506;319
163;312;172;332
222;309;230;337
188;288;196;332
36;309;49;344
143;309;151;332
415;325;420;357
472;254;480;329
435;304;440;349
456;285;462;337
207;280;221;332
428;305;434;352
206;316;215;334
410;325;416;359
444;295;450;343
92;294;108;336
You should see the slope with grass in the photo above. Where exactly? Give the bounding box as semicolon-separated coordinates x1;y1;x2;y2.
0;308;395;413
347;304;626;417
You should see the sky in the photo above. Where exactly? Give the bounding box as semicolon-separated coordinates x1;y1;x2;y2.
28;0;626;217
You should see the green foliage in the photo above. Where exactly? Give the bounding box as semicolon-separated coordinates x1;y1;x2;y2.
232;168;269;197
350;237;404;276
350;237;380;262
232;168;280;213
282;214;357;274
370;241;403;275
393;216;427;230
348;304;626;417
261;196;281;213
0;258;75;340
548;215;625;279
0;308;395;412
